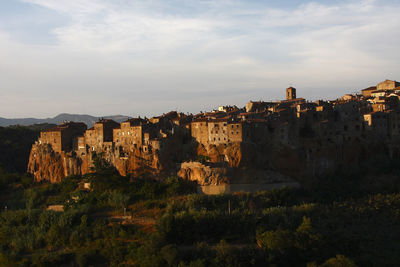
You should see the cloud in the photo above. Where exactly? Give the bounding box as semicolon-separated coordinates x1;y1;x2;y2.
20;0;106;15
0;0;399;117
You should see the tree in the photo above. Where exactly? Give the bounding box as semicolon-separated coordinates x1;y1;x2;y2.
108;190;129;211
320;255;357;267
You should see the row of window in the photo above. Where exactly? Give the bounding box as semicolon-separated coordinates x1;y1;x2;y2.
117;131;138;136
211;131;240;134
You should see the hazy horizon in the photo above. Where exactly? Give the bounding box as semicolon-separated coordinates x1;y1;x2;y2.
1;0;399;118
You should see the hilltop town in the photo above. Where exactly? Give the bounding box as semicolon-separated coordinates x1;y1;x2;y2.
28;79;400;185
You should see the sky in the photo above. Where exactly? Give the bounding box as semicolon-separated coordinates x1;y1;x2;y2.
0;0;399;118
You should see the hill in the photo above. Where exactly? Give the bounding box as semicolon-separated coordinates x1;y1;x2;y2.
0;113;129;127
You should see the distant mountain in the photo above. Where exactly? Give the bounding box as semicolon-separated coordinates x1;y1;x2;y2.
0;113;129;127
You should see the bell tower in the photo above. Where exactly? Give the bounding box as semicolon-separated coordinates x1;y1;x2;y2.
286;87;296;100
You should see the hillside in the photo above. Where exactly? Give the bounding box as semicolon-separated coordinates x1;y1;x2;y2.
0;113;129;127
0;124;56;173
1;162;400;266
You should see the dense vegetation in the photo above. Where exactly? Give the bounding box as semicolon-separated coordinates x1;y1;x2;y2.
0;126;400;266
1;159;400;266
0;124;55;173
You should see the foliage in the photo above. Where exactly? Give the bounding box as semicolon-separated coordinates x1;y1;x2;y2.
0;124;55;173
196;155;211;164
1;142;400;265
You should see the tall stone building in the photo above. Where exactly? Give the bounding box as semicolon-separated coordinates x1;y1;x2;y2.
286;87;296;100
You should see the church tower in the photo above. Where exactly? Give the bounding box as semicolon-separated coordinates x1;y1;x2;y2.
286;87;296;100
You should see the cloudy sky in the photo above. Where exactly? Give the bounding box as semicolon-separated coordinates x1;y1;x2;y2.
0;0;399;118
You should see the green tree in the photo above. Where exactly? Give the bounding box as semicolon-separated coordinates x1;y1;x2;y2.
320;255;357;267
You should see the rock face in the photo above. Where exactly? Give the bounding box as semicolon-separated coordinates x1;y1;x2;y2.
28;131;400;185
178;161;229;185
177;161;295;186
28;144;73;183
27;132;193;182
28;143;164;182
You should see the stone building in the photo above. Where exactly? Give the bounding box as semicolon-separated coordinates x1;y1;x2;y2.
386;110;400;139
363;111;388;136
39;122;87;153
84;119;119;152
245;101;276;113
114;118;147;152
208;119;229;145
376;80;400;90
361;86;377;98
334;100;363;121
286;87;296;100
191;118;209;144
227;121;244;143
